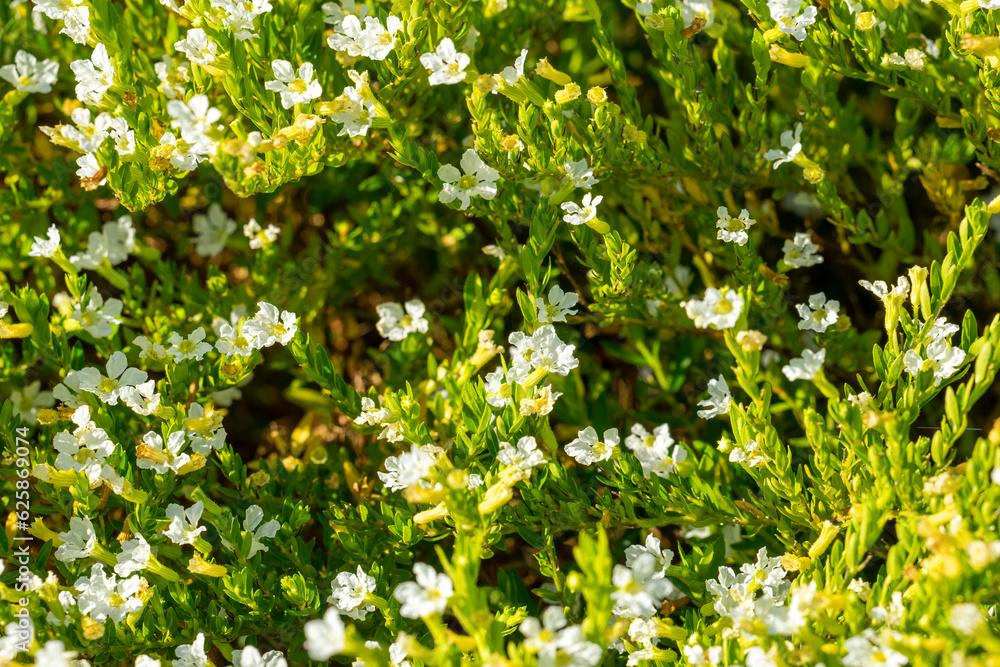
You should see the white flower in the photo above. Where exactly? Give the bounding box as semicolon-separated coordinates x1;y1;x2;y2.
135;656;161;667
121;379;162;417
329;566;377;620
697;375;731;419
232;646;287;667
115;534;151;577
61;108;111;153
683;645;724;667
53;406;114;485
35;640;73;667
216;321;258;357
509;325;579;377
625;534;674;578
329;84;376;137
185;403;227;455
565;427;618;465
611;562;674;619
77;351;148;405
782;232;823;268
166;327;213;362
782;348;826;381
55;515;96;562
379;445;434;490
624;423;687;478
74;564;144;623
243;218;280;249
764;123;802;167
234;505;280;558
244;301;298;347
682;288;743;329
678;0;715;29
420;38;470;85
164;502;208;546
71;43;114;105
355;396;391;426
500;48;528;84
106;116;135;155
211;0;272;40
133;336;168;362
927;317;960;342
175;634;209;667
265;60;323;109
536;285;579;323
499;436;546;471
1;50;59;93
768;0;818;41
393;563;453;618
728;439;766;467
564;158;599;189
304;608;346;661
11;380;55;425
69;214;136;269
329;15;402;60
716;206;755;245
168;94;221;148
76;154;106;185
322;0;369;27
859;276;909;302
155;54;190;99
376;299;429;341
137;430;190;474
796;292;839;332
193;203;237;256
561;193;603;226
842;630;908;667
175;29;218;66
903;339;966;386
438;149;500;210
327;14;368;55
159;131;209;171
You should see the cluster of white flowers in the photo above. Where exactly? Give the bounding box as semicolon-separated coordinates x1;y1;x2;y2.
164;94;221;171
903;317;966;386
210;0;272;40
328;15;403;61
484;325;578;412
612;535;678;621
624;423;687;478
34;0;91;43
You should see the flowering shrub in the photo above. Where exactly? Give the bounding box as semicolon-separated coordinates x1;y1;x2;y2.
5;0;1000;665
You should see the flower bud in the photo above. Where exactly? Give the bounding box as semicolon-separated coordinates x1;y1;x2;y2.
189;553;227;577
535;58;572;86
855;12;878;30
587;86;608;105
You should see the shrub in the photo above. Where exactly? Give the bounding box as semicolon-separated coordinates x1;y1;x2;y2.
3;0;1000;665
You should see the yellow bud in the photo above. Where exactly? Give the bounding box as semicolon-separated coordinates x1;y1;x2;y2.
769;44;810;68
736;330;767;351
414;502;449;526
189;553;227;577
587;86;608;105
554;83;581;104
36;409;59;425
855;12;878;30
535;58;572;86
82;615;105;640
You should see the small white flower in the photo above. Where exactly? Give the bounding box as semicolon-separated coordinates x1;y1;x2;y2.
71;43;114;105
329;566;377;620
561;193;602;226
234;505;280;558
55;516;96;562
175;29;218;66
137;430;190;474
1;50;59;93
716;206;755;245
155;54;190;99
611;562;674;619
174;633;209;667
355;396;391;426
536;285;579;323
564;158;599;189
764;123;802;167
121;379;162;417
625;534;674;578
265;60;323;109
376;299;429;341
216;321;258;357
438;149;499;210
243;218;281;249
499;436;546;471
193;203;237;256
393;563;453;618
231;646;287;667
842;630;908;667
796;292;839;332
76;153;106;185
697;375;731;419
76;351;148;405
782;232;823;268
167;327;213;362
244;301;298;347
682;288;744;329
420;38;470;86
678;0;715;29
565;427;619;465
495;47;528;85
329;84;376;137
624;423;687;479
782;348;826;381
10;380;55;426
767;0;818;41
903;339;966;387
53;406;114;486
115;534;151;577
304;608;346;661
379;445;434;490
74;564;144;623
133;336;168;362
164;502;208;546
